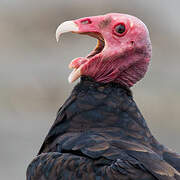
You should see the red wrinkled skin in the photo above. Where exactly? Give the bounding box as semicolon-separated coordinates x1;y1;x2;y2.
72;13;152;87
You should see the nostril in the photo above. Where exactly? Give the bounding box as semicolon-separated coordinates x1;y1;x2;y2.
130;41;135;45
81;19;92;25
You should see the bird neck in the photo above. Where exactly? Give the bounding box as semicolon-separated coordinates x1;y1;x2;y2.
73;76;147;132
38;76;164;155
71;76;163;151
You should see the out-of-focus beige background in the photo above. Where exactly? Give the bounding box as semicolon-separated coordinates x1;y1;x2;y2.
0;0;180;179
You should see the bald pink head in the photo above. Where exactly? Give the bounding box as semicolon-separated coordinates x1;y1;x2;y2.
56;13;152;87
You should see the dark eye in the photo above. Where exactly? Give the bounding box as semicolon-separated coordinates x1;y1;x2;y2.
115;23;126;34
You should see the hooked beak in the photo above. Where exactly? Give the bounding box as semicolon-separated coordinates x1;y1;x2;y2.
56;21;79;42
56;17;105;83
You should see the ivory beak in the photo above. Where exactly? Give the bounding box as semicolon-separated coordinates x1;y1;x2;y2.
56;21;79;42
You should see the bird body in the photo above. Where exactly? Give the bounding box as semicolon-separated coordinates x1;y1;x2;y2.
27;13;180;179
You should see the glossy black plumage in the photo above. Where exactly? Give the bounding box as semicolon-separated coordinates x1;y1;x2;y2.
27;76;180;180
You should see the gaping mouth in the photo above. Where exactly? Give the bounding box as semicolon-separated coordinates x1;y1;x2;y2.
56;20;105;83
67;32;105;83
83;32;105;59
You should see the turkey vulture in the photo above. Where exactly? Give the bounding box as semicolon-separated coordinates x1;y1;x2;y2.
27;13;180;180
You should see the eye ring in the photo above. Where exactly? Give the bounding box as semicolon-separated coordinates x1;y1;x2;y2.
113;23;127;37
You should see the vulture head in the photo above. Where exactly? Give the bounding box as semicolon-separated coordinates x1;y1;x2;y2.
56;13;152;87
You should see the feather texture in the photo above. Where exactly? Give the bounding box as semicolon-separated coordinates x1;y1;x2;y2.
27;77;180;180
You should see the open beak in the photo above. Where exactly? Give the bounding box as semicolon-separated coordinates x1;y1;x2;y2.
56;17;105;83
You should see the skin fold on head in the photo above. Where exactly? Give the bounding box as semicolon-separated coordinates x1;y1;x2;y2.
56;13;152;87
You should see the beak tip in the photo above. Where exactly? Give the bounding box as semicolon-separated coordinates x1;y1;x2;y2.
56;36;59;43
55;29;60;43
55;20;79;43
68;76;73;84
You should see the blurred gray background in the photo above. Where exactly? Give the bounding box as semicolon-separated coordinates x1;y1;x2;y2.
0;0;180;179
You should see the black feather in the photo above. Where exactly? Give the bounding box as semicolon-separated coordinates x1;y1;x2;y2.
27;77;180;180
